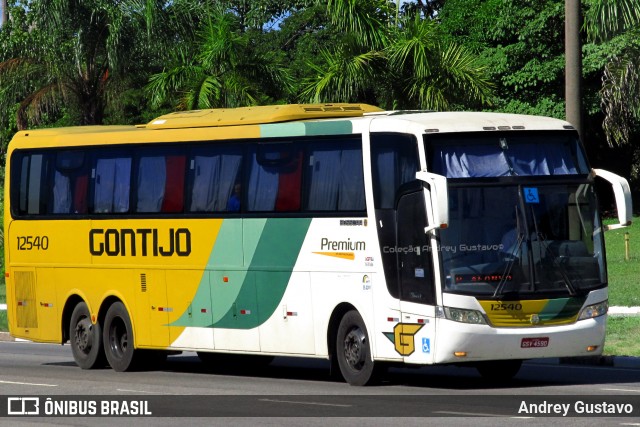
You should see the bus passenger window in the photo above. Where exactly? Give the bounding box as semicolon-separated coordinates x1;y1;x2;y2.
189;147;242;212
52;151;89;215
161;156;186;213
247;144;302;212
135;153;186;213
306;140;365;211
136;156;166;212
93;156;132;213
15;153;50;215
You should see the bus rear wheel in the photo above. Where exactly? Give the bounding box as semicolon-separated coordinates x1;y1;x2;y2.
70;302;105;369
336;310;379;386
103;302;138;372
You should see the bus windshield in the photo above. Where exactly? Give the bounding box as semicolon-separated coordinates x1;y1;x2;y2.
427;131;604;298
439;183;606;297
429;132;590;178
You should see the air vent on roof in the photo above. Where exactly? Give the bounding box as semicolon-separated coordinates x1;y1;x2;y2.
303;105;364;113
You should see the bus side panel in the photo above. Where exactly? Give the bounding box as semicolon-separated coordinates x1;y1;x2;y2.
166;269;214;350
133;268;169;347
258;272;315;355
7;219;93;342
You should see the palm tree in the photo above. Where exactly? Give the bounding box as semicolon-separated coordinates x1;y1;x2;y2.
586;0;640;146
301;0;493;110
0;0;161;129
146;5;292;110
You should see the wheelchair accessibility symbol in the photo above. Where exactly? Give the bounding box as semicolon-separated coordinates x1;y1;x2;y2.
422;338;430;353
524;187;539;204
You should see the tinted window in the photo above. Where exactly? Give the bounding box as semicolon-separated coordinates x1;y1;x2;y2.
370;133;419;209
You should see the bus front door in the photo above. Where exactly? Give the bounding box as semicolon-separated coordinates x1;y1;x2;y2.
395;190;437;364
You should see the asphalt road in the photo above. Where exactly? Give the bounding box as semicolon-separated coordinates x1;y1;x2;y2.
1;341;640;426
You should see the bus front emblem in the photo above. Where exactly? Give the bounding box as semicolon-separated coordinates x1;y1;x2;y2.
530;314;540;325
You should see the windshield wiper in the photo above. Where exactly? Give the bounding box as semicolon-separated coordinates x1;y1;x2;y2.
529;207;578;296
536;233;578;296
493;232;525;298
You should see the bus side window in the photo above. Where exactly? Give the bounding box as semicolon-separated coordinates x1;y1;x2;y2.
135;152;186;214
247;143;302;212
136;155;167;213
161;155;186;213
14;152;51;216
93;155;132;214
52;150;88;215
189;146;243;213
306;139;365;211
370;134;419;209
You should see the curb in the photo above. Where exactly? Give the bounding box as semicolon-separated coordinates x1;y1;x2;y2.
0;331;14;342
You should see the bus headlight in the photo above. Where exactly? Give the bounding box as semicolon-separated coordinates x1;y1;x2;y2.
578;300;608;320
439;307;487;325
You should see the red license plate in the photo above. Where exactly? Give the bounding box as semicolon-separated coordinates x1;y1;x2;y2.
521;337;549;348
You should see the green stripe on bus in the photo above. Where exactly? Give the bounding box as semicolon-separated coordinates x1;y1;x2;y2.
170;218;311;329
538;296;586;321
259;121;353;138
211;218;311;329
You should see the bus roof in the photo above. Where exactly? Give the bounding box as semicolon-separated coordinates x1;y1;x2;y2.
145;103;384;129
8;105;576;149
366;111;575;133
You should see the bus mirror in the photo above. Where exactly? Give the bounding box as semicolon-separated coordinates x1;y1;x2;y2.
416;170;449;232
593;168;633;230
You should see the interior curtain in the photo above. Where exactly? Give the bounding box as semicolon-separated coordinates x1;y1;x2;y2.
94;157;131;213
247;152;278;211
52;170;71;213
137;156;166;212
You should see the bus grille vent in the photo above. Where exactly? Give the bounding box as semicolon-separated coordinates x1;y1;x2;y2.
140;273;147;292
14;271;38;328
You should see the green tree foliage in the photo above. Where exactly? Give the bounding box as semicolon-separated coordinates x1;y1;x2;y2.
0;0;163;135
585;0;640;148
301;0;493;110
146;3;293;110
438;0;570;118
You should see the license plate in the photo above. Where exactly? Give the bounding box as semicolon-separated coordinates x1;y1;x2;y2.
521;337;549;348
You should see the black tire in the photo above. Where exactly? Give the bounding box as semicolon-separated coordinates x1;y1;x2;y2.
103;302;138;372
69;302;106;369
336;310;379;386
476;359;523;381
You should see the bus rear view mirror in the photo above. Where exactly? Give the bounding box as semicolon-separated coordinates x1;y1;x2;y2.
416;170;449;233
593;169;633;230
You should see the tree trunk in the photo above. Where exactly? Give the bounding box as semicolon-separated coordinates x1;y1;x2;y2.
1;0;8;28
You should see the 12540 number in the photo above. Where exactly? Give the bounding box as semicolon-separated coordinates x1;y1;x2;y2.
17;235;49;251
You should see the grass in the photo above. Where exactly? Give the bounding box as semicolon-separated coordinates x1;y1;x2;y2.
605;316;640;357
604;217;640;306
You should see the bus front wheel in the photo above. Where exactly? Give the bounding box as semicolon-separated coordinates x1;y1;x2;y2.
336;310;379;386
103;302;138;372
70;302;105;369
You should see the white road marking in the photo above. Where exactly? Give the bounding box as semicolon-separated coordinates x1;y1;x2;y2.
0;379;57;387
259;398;351;408
601;388;640;393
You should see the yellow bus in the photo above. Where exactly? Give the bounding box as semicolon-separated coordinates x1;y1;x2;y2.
4;104;632;385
